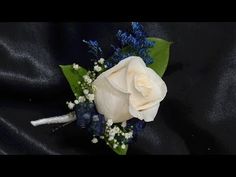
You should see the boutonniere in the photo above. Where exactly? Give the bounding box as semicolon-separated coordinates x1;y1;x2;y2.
31;22;172;155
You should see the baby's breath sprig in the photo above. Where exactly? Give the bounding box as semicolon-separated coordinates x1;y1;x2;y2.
72;63;81;70
103;119;133;152
93;58;108;75
65;57;107;110
66;62;97;109
79;72;95;103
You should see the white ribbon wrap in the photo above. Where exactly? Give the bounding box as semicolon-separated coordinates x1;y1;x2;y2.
30;112;77;127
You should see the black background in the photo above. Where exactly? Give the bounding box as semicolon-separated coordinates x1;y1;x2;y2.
0;22;235;154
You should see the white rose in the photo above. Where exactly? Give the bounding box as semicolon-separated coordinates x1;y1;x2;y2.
92;56;167;123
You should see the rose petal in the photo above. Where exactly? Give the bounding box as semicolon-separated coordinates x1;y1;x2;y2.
93;77;132;123
146;68;167;102
139;103;160;122
97;56;134;93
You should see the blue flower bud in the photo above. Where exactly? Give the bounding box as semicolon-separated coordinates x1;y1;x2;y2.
88;114;105;136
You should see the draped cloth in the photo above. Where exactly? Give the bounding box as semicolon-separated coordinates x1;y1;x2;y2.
0;22;236;154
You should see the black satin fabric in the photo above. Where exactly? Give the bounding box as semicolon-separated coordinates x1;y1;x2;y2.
0;22;236;154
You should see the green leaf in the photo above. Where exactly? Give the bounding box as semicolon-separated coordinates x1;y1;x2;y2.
112;144;128;155
147;37;172;77
105;138;128;155
112;37;171;77
60;65;87;98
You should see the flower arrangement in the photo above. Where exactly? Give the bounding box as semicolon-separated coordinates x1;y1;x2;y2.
30;22;172;155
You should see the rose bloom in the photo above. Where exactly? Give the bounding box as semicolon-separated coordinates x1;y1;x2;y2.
92;56;167;123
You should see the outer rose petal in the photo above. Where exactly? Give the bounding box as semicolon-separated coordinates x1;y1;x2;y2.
146;68;167;102
93;76;132;123
129;100;160;122
140;103;160;122
99;56;135;93
127;58;167;121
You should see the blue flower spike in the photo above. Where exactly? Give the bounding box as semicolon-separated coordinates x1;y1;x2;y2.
110;22;155;65
83;40;103;59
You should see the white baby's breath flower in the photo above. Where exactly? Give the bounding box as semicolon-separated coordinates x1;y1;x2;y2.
86;94;95;102
92;85;96;92
114;126;120;133
67;101;75;110
109;127;119;137
108;136;114;141
121;144;126;149
74;100;79;104
83;89;89;95
83;75;89;79
98;58;105;64
83;75;92;84
106;119;113;126
109;130;115;137
124;132;133;139
73;63;80;70
91;137;98;144
87;79;92;84
85;77;92;84
94;65;102;72
121;121;127;128
78;96;86;103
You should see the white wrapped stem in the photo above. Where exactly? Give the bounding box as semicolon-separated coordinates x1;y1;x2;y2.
31;112;77;127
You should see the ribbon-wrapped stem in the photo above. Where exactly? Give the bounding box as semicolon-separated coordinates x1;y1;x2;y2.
30;112;76;127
